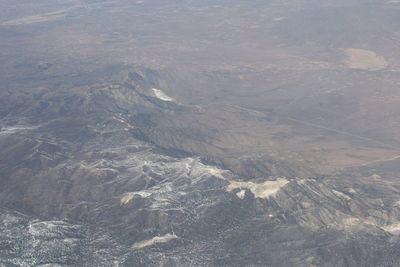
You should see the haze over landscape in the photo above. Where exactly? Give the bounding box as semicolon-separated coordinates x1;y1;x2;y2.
1;0;400;266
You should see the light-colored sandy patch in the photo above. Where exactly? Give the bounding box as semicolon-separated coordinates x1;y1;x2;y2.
332;190;351;200
297;179;315;185
339;217;362;229
382;223;400;234
120;191;152;205
226;178;289;199
207;166;227;180
346;188;357;195
273;17;287;21
344;48;388;71
131;233;177;249
152;88;174;102
371;173;382;180
300;202;312;209
236;190;246;199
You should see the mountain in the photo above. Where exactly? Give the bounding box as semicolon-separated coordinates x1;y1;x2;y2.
1;0;400;266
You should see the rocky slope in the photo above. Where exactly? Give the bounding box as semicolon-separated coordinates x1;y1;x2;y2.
1;69;400;266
